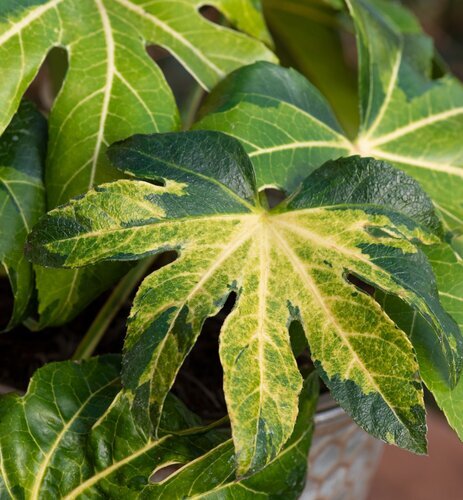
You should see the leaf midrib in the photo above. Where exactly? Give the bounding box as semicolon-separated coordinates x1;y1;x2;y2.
29;376;119;500
267;222;420;442
0;0;63;46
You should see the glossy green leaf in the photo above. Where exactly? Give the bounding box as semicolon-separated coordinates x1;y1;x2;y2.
0;355;122;499
0;1;274;205
197;61;353;191
0;358;319;499
27;131;462;471
262;0;359;136
0;355;230;499
0;0;275;327
146;372;319;499
196;0;463;247
0;101;46;330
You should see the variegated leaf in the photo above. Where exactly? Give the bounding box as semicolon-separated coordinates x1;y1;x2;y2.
196;0;463;246
27;131;462;473
0;101;46;330
0;0;275;326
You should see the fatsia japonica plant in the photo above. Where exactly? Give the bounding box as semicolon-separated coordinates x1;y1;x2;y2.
0;0;462;498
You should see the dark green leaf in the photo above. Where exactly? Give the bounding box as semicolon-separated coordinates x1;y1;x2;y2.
196;0;463;251
0;101;46;330
0;355;230;499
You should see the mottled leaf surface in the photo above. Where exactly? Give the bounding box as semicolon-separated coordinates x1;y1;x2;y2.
0;0;275;327
27;131;462;472
196;0;463;248
0;101;46;329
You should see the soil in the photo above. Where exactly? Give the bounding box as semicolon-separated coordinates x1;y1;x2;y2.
0;266;229;419
0;268;314;421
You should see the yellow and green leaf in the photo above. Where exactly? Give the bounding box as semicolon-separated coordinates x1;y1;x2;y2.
27;131;462;473
0;0;275;326
194;0;463;446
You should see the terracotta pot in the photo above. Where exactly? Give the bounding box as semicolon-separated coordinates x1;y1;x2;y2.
301;394;383;500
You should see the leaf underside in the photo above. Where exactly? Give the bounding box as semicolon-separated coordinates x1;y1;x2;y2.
0;0;275;326
27;131;462;473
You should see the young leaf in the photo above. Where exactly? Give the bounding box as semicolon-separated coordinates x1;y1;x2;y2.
146;372;319;499
27;131;462;473
0;0;275;327
196;0;463;247
0;101;46;330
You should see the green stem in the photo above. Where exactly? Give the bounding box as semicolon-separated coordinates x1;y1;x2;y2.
72;257;155;361
182;83;206;130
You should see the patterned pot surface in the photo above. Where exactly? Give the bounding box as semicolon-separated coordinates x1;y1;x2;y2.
301;395;383;500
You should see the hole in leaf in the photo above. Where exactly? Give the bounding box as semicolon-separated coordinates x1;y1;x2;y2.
145;44;197;121
172;292;236;420
345;273;376;297
151;463;183;483
198;5;223;25
90;252;177;355
0;266;14;331
365;225;401;240
25;46;69;115
289;319;307;358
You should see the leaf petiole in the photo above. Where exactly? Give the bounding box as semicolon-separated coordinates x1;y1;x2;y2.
72;256;156;360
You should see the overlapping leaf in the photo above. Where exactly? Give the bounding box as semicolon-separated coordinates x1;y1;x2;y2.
147;373;319;499
196;0;463;246
0;102;46;330
262;0;358;136
0;0;275;326
0;356;318;499
380;243;463;441
27;131;462;473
